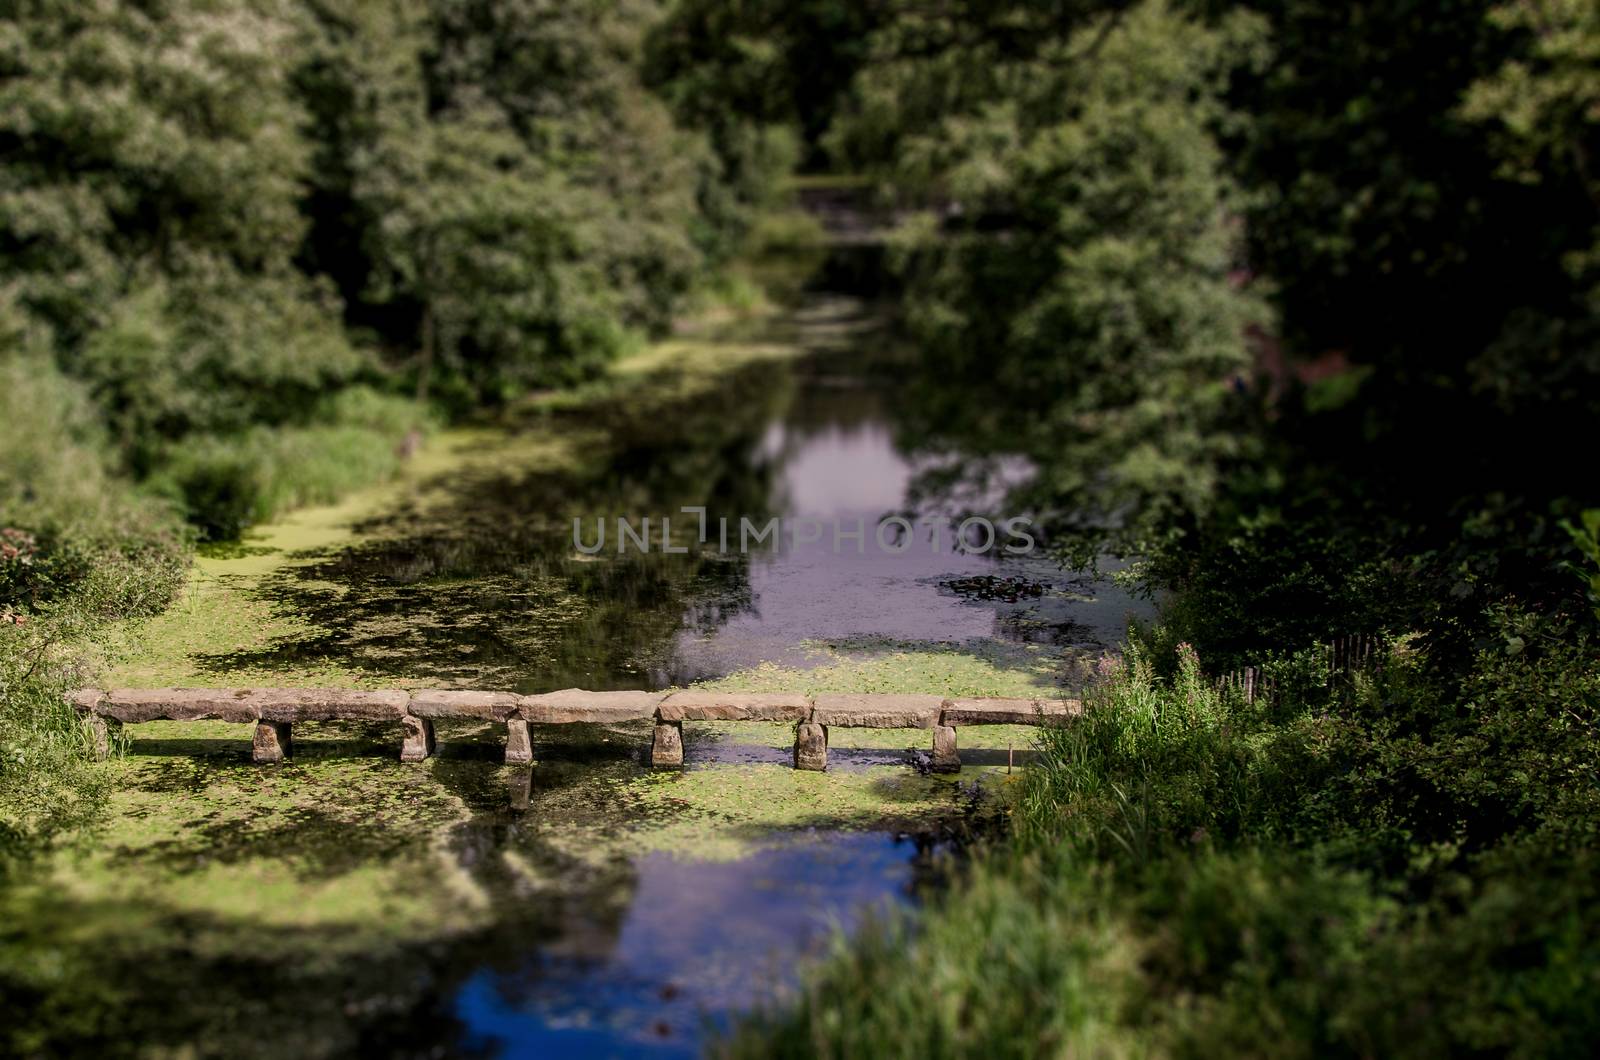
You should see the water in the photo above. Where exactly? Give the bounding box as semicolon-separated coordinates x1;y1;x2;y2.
454;832;942;1058
212;296;1147;693
71;294;1151;1056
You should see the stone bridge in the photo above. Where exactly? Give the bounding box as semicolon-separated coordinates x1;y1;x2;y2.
68;688;1081;773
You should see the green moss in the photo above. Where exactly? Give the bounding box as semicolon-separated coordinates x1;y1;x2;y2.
11;300;1083;1052
692;635;1071;699
100;317;809;691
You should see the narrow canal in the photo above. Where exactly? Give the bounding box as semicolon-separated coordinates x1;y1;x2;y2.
2;281;1149;1057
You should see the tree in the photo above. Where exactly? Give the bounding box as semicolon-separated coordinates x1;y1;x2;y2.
296;0;710;406
0;0;364;471
829;0;1269;548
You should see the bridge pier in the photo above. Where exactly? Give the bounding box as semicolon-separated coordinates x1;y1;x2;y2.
505;715;533;764
400;716;436;762
651;720;684;767
794;721;827;771
86;714;121;760
931;724;960;773
252;720;292;763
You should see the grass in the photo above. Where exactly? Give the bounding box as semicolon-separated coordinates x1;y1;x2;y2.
146;387;437;541
720;628;1600;1057
0;351;189;869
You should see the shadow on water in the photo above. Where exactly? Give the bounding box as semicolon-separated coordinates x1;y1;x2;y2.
192;293;1146;695
10;287;1155;1055
446;767;963;1056
3;714;968;1058
451;830;946;1058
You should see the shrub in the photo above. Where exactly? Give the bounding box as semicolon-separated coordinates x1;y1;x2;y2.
148;386;435;539
729;624;1600;1055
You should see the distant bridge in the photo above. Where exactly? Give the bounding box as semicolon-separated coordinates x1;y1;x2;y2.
69;688;1080;773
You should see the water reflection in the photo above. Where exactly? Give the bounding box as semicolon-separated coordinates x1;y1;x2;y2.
205;296;1147;692
53;295;1155;1057
455;832;943;1058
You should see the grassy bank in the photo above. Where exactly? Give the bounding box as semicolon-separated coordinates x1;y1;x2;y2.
0;267;806;869
722;622;1600;1056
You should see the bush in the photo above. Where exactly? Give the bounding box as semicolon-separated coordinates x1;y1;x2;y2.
0;350;187;612
729;624;1600;1055
0;341;187;871
148;387;434;539
720;850;1138;1059
0;540;186;874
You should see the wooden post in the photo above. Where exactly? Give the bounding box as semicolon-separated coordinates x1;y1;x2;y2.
930;724;959;773
651;720;684;767
400;715;435;762
505;714;533;765
253;720;292;763
794;721;827;771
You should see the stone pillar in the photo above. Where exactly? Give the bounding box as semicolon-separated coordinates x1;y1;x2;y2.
505;715;533;765
400;715;436;762
651;720;684;767
86;714;121;760
931;724;960;773
253;720;292;763
794;721;827;771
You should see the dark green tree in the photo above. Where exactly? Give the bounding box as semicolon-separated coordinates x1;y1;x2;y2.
829;1;1270;547
0;0;366;472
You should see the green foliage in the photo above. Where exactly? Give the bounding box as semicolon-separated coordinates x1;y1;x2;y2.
830;1;1270;546
646;0;884;168
76;276;368;472
731;627;1600;1055
0;0;370;472
1208;0;1600;610
0;647;111;873
719;851;1138;1059
1;0;734;536
0;335;186;612
1560;509;1600;623
0;537;185;871
1461;0;1600;246
147;388;434;540
298;0;711;409
0;339;186;872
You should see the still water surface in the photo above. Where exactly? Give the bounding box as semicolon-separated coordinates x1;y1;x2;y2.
414;300;1145;1054
137;297;1147;1055
222;297;1145;694
454;832;942;1058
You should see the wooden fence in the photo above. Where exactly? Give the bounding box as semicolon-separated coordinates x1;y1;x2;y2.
1216;633;1386;704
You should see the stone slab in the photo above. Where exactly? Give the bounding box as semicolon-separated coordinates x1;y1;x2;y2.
245;688;410;722
521;689;663;724
940;697;1082;726
657;691;811;722
67;688;105;712
409;689;521;720
103;688;260;724
812;693;943;729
